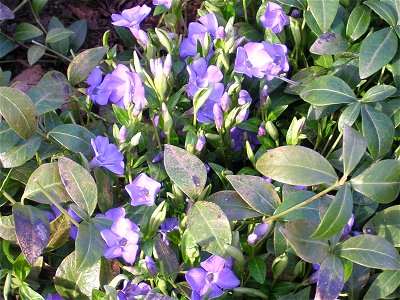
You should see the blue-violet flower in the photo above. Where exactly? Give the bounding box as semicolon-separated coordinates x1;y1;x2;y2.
125;173;161;206
90;136;125;175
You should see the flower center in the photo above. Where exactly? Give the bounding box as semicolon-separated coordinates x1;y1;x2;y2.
274;55;282;65
245;60;253;69
119;238;128;247
140;188;150;197
206;272;214;282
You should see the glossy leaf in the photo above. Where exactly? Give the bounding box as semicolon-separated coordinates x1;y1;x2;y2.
0;87;36;139
47;214;70;251
338;102;361;132
48;124;95;156
94;168;113;213
361;85;397;103
346;5;371;42
0;35;15;59
312;184;352;239
364;270;400;300
359;28;398;79
300;75;356;106
248;257;266;284
22;162;72;204
256;146;338;186
226;175;279;215
13;23;42;41
315;255;344;300
186;201;231;257
164;145;207;199
342;125;367;176
310;32;347;55
75;221;105;271
280;218;330;264
236;22;262;42
0;134;42;168
68;20;88;52
67;47;107;85
361;104;395;160
383;98;400;128
46;28;74;44
364;0;398;27
13;203;50;265
336;235;400;270
308;0;339;33
0;122;20;153
276;0;306;9
58;157;97;216
351;160;400;204
55;251;100;299
206;191;262;221
0;215;16;241
19;284;45;300
363;205;400;246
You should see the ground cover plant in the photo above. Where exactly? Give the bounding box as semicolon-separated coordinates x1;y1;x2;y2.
0;0;400;299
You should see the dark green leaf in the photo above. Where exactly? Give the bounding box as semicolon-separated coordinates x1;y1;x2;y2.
112;104;130;127
58;157;97;216
361;85;397;103
248;257;266;284
0;36;15;59
310;32;347;55
280;219;330;264
48;124;95;156
346;5;371;42
32;0;48;14
383;98;400;128
364;0;398;27
361;104;395;159
0;134;42;168
342;125;367;176
0;87;37;139
47;17;69;56
13;203;50;265
359;28;398;79
226;175;279;215
312;184;352;239
364;270;400;300
308;0;339;33
338;102;361;132
94;168;113;213
154;236;179;278
300;75;356;106
284;67;327;95
0;216;16;241
68;20;87;52
316;255;344;300
164;145;207;199
236;22;263;41
256;146;338;186
67;47;107;85
276;0;306;9
336;235;400;270
186;201;231;257
46;28;74;44
47;214;70;251
0;122;20;153
13;23;43;41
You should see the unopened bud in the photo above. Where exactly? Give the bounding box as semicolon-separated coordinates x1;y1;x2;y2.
272;253;289;279
163;54;172;77
294;260;306;277
258;123;266;136
236;107;249;123
213;103;223;130
118;125;127;142
260;85;269;106
216;26;226;40
238;90;252;106
266;121;279;141
195;134;206;152
145;256;158;276
220;92;230;112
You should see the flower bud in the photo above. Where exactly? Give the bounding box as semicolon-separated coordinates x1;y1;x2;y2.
235;107;249;123
145;256;158;276
161;102;173;136
266;121;279;141
195;134;206;152
163;54;172;77
247;222;269;245
291;9;300;18
258;123;266;136
260;85;269;107
213;103;223;131
220;92;230;112
294;260;306;277
118;125;128;142
238;90;252;106
290;17;302;48
152;151;164;163
216;26;226;40
272;253;289;279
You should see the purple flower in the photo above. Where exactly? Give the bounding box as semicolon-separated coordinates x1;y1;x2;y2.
195;134;206;152
117;281;151;300
89;136;125;175
260;2;290;34
150;54;172;78
230;127;260;152
159;217;179;244
238;90;252;106
96;207;126;221
258;123;266;136
213;104;223;130
45;293;64;300
125;173;161;206
180;13;219;58
153;0;172;9
100;217;140;264
262;42;289;80
220;92;230;111
185;255;240;299
247;222;270;245
152;151;164;163
111;5;151;46
145;255;158;276
87;68;111;105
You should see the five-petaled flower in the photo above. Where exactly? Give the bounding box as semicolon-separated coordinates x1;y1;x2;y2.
90;136;125;175
185;255;240;299
117;281;151;300
125;173;161;206
100;216;140;264
260;2;290;34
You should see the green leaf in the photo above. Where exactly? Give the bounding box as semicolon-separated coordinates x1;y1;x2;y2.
308;0;339;33
112;104;130;127
0;35;15;59
346;5;371;42
342;125;367;176
47;214;70;251
359;28;398;79
154;235;179;278
351;160;400;204
13;23;43;41
46;28;74;44
336;235;400;270
364;270;400;300
0;216;16;241
248;257;266;284
75;221;105;271
68;20;87;52
48;124;95;156
13;203;50;265
310;32;347;55
94;168;113;213
206;191;262;221
19;284;45;300
383;98;400;128
186;201;231;257
280;218;330;264
300;75;356;106
361;85;397;103
55;251;100;299
311;184;352;239
0;122;20;153
0;87;37;139
67;47;107;85
364;0;398;27
27;45;46;66
226;175;279;215
363;205;400;247
164;145;207;199
236;22;263;41
256;146;338;186
361;104;395;159
276;0;306;9
22;162;72;204
316;255;344;300
58;157;98;216
47;17;70;57
32;0;48;14
346;263;370;299
0;134;42;168
29;70;73;116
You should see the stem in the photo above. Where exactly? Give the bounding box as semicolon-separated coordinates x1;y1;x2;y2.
263;183;339;222
326;132;343;158
28;1;47;34
36;182;80;227
2;191;16;204
31;40;72;62
321;121;338;156
243;0;248;23
377;66;386;85
152;117;163;151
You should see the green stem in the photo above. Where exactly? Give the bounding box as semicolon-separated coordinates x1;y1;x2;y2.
31;40;72;62
28;1;47;34
377;66;386;85
263;183;339;223
243;0;248;23
2;191;16;204
152;117;163;151
326;132;343;158
36;182;80;227
321;122;338;156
